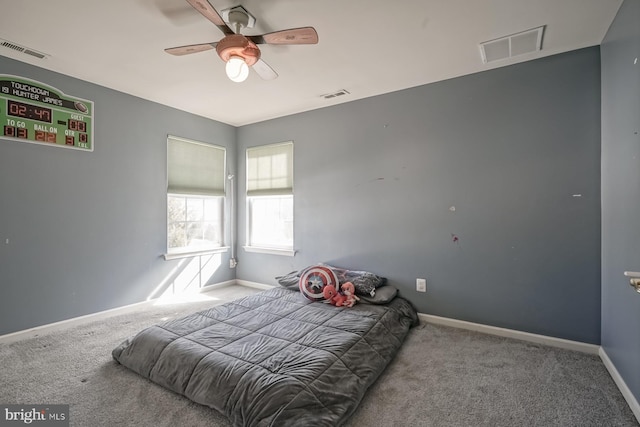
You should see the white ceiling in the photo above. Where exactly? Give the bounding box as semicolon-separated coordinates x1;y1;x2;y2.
0;0;623;127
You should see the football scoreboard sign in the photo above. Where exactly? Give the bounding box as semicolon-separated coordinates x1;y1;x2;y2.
0;75;94;151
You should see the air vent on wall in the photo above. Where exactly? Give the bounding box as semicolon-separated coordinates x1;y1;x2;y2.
479;26;544;64
321;89;350;100
0;38;48;59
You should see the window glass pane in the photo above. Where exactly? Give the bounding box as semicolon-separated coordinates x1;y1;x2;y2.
168;222;186;249
203;198;218;221
248;195;293;249
168;195;223;253
187;222;204;244
186;198;203;221
168;195;186;223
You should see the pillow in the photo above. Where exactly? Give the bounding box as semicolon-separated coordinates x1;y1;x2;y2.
275;271;300;289
351;272;387;297
321;264;386;297
298;265;340;302
358;285;398;304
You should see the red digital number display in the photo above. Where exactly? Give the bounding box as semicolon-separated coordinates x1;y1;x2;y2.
3;126;28;139
68;119;86;132
7;100;52;123
35;130;56;143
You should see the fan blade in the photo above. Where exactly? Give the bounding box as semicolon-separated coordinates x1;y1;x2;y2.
248;27;318;45
165;42;217;56
252;59;278;80
185;0;234;35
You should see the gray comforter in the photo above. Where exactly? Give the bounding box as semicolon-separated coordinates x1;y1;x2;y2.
112;287;418;426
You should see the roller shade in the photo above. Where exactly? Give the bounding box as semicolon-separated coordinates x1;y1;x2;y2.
167;136;226;196
247;142;293;196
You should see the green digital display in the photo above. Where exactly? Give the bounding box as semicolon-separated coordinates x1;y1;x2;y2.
0;75;94;151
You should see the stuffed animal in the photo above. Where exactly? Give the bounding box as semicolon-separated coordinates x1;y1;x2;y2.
323;282;359;307
340;282;360;308
323;284;346;306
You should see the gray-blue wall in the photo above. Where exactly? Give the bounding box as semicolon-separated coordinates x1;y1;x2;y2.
0;56;237;335
237;47;602;344
1;47;603;345
601;0;640;406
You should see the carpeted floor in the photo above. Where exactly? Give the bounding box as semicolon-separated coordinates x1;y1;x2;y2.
347;322;638;427
0;285;637;427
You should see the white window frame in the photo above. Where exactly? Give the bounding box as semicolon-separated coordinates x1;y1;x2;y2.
165;135;228;260
244;141;295;257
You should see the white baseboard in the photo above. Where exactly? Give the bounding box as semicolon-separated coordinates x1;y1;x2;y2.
0;299;153;344
600;347;640;423
0;279;239;344
235;279;275;290
419;313;600;355
199;279;236;292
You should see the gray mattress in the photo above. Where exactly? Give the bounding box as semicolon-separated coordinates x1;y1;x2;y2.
112;287;418;426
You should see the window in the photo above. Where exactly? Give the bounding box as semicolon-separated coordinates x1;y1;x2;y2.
245;142;294;255
166;135;226;256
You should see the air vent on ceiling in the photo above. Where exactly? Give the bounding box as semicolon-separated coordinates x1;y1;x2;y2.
321;89;350;100
479;26;544;64
0;38;48;59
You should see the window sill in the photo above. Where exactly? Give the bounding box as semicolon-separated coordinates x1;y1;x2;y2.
163;246;229;261
243;246;296;257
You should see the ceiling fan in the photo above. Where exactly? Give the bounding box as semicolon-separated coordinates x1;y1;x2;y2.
165;0;318;83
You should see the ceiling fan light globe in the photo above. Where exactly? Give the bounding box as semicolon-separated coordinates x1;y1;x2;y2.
226;56;249;82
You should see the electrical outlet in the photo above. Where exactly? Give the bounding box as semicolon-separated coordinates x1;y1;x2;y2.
416;278;427;292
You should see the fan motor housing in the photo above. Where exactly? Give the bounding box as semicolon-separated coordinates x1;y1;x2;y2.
216;34;260;66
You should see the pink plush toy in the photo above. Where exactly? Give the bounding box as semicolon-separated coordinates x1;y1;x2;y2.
323;282;359;307
340;282;360;308
323;284;345;306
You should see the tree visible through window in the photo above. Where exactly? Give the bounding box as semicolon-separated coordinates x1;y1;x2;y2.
168;196;223;250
